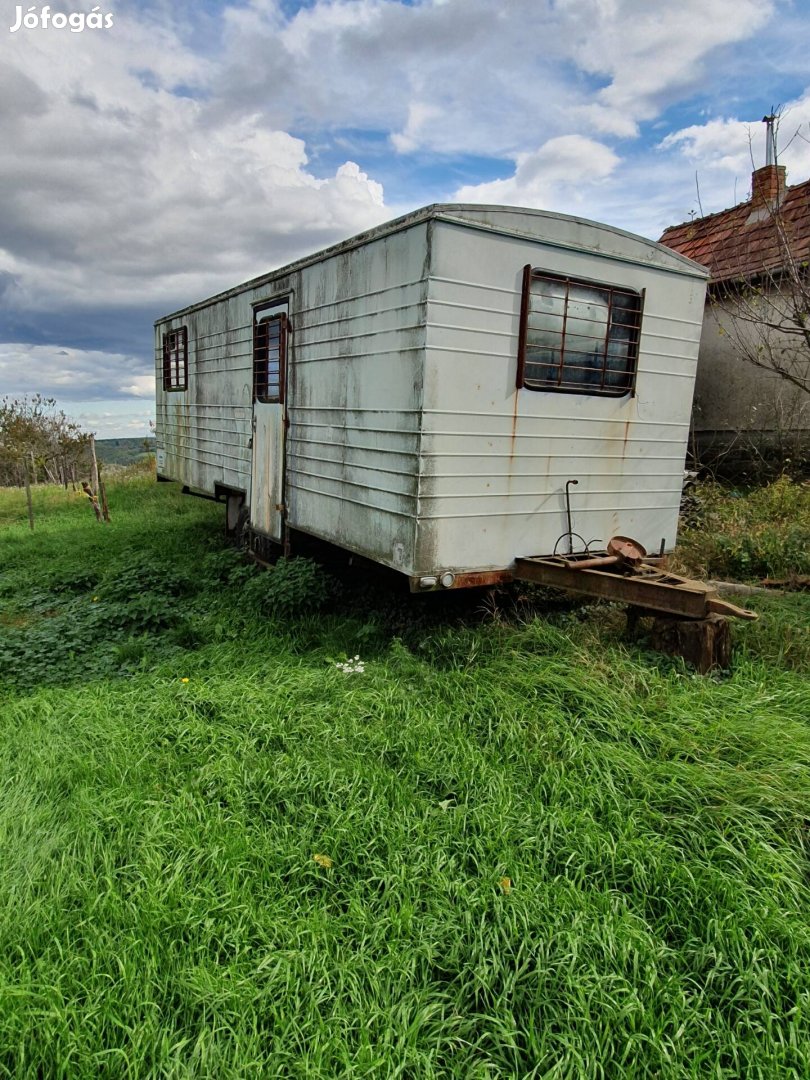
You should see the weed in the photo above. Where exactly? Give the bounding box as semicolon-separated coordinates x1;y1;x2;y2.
241;555;337;618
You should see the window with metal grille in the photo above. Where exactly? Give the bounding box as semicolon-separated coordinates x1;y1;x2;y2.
162;326;188;391
253;312;287;403
516;266;643;396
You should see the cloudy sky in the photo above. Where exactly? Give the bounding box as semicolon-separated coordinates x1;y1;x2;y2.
1;0;810;438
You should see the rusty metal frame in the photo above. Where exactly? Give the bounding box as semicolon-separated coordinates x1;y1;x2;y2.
162;326;188;391
514;556;755;620
406;557;754;619
408;569;514;593
516;269;642;397
515;263;532;390
253;311;288;403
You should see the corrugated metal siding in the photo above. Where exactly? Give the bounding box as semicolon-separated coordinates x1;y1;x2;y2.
155;294;254;496
286;227;428;571
156;226;429;573
415;220;705;573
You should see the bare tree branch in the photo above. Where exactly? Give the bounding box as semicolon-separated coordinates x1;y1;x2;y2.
709;168;810;398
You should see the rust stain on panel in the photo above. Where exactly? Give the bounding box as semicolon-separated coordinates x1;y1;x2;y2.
452;569;514;589
409;568;513;591
509;392;520;457
507;390;520;494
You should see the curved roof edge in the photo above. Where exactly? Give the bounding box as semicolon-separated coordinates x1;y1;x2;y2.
156;202;708;324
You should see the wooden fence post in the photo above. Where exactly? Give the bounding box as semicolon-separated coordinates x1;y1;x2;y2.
98;461;111;523
81;480;103;522
24;463;34;531
89;434;99;497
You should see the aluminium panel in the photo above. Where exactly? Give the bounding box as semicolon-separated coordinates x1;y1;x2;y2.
283;223;429;574
414;220;706;574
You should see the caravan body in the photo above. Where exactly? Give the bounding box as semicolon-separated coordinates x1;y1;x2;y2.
154;205;707;589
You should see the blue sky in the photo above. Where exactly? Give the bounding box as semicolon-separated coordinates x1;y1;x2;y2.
2;0;810;437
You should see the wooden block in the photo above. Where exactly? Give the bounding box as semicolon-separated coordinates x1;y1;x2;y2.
650;614;732;673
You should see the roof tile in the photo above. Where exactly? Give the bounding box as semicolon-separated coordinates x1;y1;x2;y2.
658;176;810;283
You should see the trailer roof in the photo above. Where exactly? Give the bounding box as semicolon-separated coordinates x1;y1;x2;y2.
156;203;708;324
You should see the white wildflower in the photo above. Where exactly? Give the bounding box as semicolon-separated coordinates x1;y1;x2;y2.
335;655;366;674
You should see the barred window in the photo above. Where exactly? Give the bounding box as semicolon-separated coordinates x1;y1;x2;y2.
162;326;188;391
517;266;642;396
253;312;287;403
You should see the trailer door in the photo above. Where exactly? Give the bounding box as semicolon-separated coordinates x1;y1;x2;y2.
250;299;289;541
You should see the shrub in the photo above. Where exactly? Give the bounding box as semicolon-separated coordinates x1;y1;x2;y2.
100;560;191;601
241;557;336;619
676;475;810;580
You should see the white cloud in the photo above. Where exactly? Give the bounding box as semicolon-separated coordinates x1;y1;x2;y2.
210;0;778;157
456;140;758;242
0;17;389;318
73;404;155;440
0;343;156;437
659;91;810;191
391;103;445;154
456;135;619;208
659;117;758;172
0;343;151;402
119;375;156;398
561;0;773;121
0;0;791;320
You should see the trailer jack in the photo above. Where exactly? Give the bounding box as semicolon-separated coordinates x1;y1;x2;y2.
515;540;757;672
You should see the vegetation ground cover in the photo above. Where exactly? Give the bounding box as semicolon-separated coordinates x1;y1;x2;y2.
675;475;810;582
0;474;808;1078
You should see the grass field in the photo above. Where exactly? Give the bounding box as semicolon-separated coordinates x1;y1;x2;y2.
1;475;809;1078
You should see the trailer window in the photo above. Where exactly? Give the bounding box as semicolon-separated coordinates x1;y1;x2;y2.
162;326;188;391
253;312;287;403
517;266;642;396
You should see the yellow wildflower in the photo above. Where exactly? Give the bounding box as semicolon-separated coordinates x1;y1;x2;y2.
180;677;190;683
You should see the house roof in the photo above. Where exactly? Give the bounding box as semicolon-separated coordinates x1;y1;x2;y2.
659;172;810;284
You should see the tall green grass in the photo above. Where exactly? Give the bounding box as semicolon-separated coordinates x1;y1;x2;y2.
0;477;809;1077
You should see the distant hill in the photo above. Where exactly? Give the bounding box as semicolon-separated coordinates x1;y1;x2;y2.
96;437;156;466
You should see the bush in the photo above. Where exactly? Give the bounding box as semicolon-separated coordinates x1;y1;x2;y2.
241;556;336;619
676;475;810;580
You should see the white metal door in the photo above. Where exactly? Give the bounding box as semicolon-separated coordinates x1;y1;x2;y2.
250;300;289;541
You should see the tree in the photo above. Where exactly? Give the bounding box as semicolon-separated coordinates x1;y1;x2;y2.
709;113;809;400
711;217;810;400
0;396;92;528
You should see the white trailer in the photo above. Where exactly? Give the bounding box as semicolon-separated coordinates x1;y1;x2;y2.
154;204;707;591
